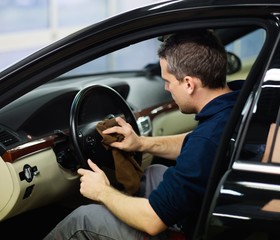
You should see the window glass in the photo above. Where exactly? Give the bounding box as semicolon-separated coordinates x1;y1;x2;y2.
236;44;280;163
63;29;265;78
63;39;159;76
226;29;265;81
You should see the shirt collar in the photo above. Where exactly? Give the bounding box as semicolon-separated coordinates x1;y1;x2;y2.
195;80;243;121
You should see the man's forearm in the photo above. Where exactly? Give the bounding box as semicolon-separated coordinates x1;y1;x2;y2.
138;133;187;160
98;185;167;236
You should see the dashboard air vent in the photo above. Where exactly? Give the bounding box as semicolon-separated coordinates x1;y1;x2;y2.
0;130;19;147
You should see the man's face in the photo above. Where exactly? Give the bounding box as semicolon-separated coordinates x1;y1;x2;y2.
159;58;194;114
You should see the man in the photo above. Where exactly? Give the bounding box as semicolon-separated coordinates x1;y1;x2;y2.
43;29;241;240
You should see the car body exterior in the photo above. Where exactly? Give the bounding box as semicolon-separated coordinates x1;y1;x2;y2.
0;0;280;239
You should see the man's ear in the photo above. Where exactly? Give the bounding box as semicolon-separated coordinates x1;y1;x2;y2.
183;76;195;94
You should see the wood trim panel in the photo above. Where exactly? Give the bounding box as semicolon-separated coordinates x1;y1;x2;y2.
1;100;177;163
134;100;178;120
1;135;57;163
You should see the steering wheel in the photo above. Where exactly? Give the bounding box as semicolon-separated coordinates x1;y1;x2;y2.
69;84;142;183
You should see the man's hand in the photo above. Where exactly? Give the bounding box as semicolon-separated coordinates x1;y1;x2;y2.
78;160;167;235
102;116;143;152
77;159;110;201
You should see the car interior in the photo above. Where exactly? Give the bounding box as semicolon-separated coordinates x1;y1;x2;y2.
0;23;270;239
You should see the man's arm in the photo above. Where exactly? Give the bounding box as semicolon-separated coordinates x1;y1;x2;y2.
138;133;186;160
102;117;187;160
78;160;167;236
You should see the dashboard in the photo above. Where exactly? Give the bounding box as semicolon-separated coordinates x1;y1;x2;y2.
0;69;197;222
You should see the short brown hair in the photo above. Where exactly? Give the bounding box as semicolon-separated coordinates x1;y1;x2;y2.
158;29;227;89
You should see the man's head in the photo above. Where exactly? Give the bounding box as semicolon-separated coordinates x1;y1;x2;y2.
158;29;227;89
158;29;228;114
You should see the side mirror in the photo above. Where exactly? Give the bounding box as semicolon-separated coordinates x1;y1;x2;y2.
227;51;241;75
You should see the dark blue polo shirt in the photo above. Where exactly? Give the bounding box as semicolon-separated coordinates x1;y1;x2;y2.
149;81;241;234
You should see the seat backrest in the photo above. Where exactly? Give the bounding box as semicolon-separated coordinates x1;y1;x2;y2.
262;123;280;163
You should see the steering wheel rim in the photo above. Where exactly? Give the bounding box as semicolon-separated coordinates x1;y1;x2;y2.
69;84;142;172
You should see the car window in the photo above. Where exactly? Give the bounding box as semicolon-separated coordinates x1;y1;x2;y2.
62;39;160;77
62;29;265;79
234;44;280;164
226;29;265;81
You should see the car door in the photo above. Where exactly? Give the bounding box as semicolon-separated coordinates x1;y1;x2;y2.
199;16;280;240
